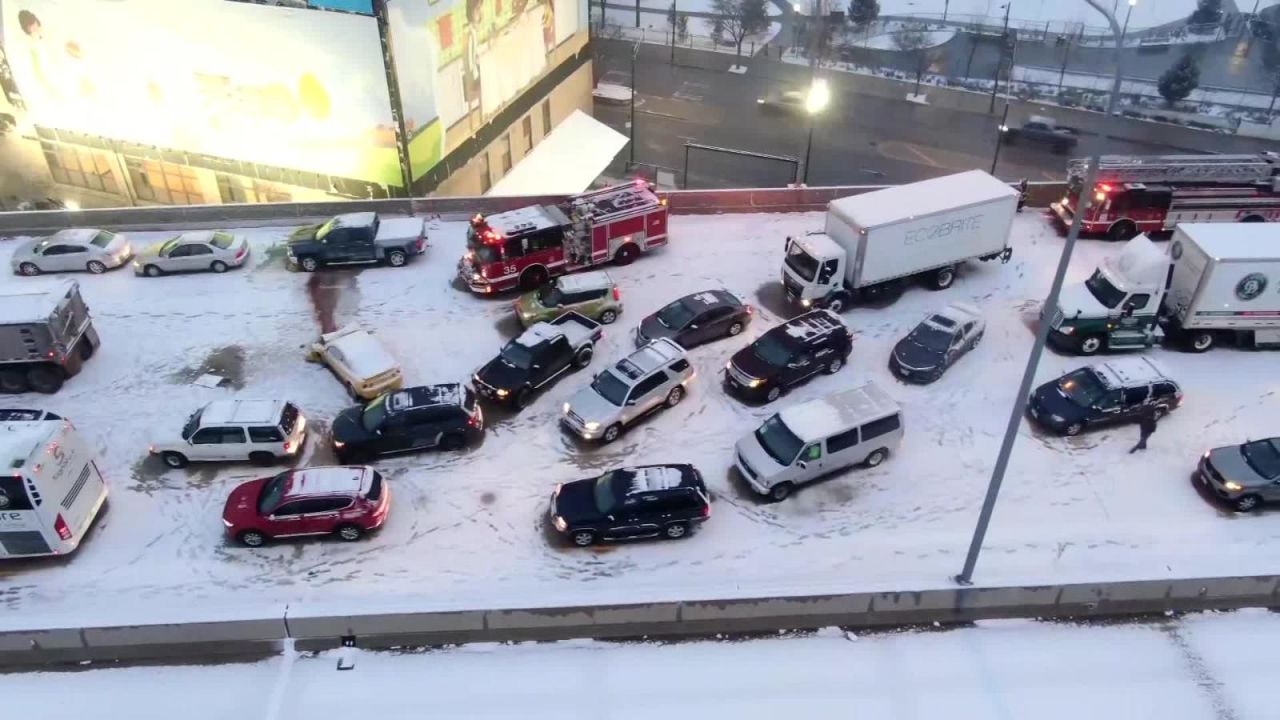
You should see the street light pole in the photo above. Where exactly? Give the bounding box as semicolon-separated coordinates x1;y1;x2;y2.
629;42;639;167
989;2;1011;113
800;78;829;185
957;0;1125;586
1119;0;1136;47
803;124;816;184
671;0;678;64
990;102;1010;175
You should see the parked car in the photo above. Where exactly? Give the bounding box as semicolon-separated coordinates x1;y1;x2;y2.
10;229;132;276
1027;357;1182;437
150;400;307;469
634;289;752;349
514;271;621;327
331;384;483;462
562;338;693;443
286;212;427;272
889;303;985;384
133;231;250;277
222;465;389;547
307;325;403;400
724;309;851;403
473;313;602;409
548;464;711;546
1197;438;1280;512
734;383;903;501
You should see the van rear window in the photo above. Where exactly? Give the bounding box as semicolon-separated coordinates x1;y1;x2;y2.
365;471;384;502
0;476;35;511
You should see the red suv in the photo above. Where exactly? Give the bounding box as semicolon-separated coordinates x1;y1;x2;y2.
222;466;389;547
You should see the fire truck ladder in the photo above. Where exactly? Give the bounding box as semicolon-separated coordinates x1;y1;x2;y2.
569;184;658;222
1069;153;1280;186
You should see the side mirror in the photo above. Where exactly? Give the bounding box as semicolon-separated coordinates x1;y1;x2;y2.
797;461;808;470
626;399;637;406
1121;306;1134;318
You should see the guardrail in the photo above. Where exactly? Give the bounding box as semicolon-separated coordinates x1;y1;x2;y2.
1;574;1276;667
0;183;1068;236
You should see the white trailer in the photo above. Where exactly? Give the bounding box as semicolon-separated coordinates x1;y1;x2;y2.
1163;223;1280;351
780;170;1018;311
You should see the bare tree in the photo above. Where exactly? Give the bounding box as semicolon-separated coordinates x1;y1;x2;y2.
892;22;934;95
713;0;770;57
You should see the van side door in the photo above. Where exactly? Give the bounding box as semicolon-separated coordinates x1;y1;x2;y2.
795;443;825;483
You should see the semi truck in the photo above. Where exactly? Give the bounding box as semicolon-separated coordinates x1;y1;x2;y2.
1046;223;1280;354
780;170;1018;312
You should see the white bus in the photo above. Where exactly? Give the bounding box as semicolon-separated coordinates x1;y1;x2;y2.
0;410;108;558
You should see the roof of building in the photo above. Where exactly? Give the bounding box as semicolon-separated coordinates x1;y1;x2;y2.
0;420;62;472
1094;357;1172;388
199;400;285;426
779;382;900;444
828;170;1017;230
285;466;371;498
0;279;77;325
556;271;614;293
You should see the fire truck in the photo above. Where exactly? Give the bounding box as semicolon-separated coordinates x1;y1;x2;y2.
1050;153;1280;241
457;182;669;294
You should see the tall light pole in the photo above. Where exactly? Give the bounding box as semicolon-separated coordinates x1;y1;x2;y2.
792;2;802;55
989;2;1012;113
801;78;830;184
957;0;1125;586
943;0;950;23
629;42;639;167
1119;0;1137;47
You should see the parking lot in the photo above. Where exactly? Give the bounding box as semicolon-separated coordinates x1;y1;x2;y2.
1;211;1277;625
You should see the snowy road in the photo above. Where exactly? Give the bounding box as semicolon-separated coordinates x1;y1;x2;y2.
5;610;1279;719
0;211;1277;627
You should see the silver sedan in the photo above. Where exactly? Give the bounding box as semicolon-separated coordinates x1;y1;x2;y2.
10;228;132;276
133;231;250;277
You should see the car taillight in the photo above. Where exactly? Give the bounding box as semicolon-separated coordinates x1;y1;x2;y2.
701;504;711;518
1176;393;1184;407
54;514;72;541
612;287;620;301
745;304;754;315
416;236;425;252
235;247;246;260
283;440;293;452
467;415;479;428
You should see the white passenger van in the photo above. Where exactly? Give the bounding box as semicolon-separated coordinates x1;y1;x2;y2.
0;410;108;557
734;383;903;501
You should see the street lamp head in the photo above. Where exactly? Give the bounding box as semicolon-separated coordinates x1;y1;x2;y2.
792;2;801;10
806;78;830;115
1128;0;1137;5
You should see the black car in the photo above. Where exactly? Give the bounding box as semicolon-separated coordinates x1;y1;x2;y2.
889;303;985;384
549;464;711;547
724;310;852;403
472;313;602;409
331;384;483;461
634;289;752;349
1027;358;1182;437
286;212;426;272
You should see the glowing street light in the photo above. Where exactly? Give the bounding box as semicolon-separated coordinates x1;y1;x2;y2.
802;79;829;184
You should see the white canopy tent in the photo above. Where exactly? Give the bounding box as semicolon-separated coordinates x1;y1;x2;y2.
487;110;628;197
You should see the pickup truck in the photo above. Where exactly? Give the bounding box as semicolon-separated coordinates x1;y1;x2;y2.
286;212;427;272
471;312;602;409
1003;116;1079;154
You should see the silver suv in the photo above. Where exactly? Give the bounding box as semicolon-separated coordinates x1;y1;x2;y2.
561;338;694;443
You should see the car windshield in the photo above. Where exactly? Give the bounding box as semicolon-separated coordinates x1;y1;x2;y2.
593;472;618;514
591;370;629;406
159;237;182;256
90;231;115;248
316;218;336;241
210;232;235;250
907;323;952;352
755;414;805;466
1057;368;1107;407
1241;439;1280;480
256;475;288;515
784;242;820;282
656;299;696;329
537;283;564;307
362;395;388;433
181;408;203;440
752;333;794;366
1085;269;1126;309
500;341;535;369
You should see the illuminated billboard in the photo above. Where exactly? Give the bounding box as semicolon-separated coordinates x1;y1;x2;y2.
0;0;402;187
387;0;584;181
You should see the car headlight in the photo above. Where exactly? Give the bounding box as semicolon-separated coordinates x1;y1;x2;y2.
472;272;483;282
1202;451;1211;460
584;421;600;431
1057;325;1075;336
132;260;140;267
801;298;812;307
748;378;763;388
553;515;568;532
332;440;345;449
1049;414;1065;423
1224;481;1244;492
496;388;509;398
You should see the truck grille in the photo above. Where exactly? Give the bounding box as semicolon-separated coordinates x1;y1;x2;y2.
736;452;757;479
565;410;586;427
782;274;803;298
727;363;756;386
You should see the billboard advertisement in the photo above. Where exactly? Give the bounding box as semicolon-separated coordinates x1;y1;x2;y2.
0;0;402;187
387;0;584;181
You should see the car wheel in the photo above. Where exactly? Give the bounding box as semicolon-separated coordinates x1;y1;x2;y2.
299;256;319;272
824;357;843;375
18;262;41;276
519;266;549;291
826;295;847;313
930;266;956;290
1107;221;1137;242
77;338;96;360
387;250;408;267
1064;422;1083;437
727;321;744;337
237;530;267;548
336;524;364;542
599;309;618;324
0;370;29;394
664;522;689;540
25;366;64;394
161;451;189;469
864;448;888;467
573;345;594;369
768;482;794;502
765;386;782;402
613;243;640;266
210;260;229;273
1079;335;1104;355
1151;405;1169;421
86;260;107;274
1188;331;1214;353
571;530;597;547
515;386;533;409
602;424;622;443
1234;494;1263;513
144;264;163;277
248;451;276;466
439;433;465;451
666;385;684;407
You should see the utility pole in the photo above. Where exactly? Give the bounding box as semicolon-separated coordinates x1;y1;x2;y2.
372;0;414;197
943;0;950;23
988;2;1011;113
1057;31;1073;93
990;103;1010;175
636;0;641;28
671;0;678;64
1119;0;1136;47
629;42;639;166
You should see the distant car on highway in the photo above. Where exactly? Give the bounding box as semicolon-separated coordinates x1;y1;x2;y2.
11;229;132;276
548;463;711;547
133;231;250;277
756;88;806;113
222;466;389;547
1002;115;1079;154
1197;437;1280;513
592;70;633;104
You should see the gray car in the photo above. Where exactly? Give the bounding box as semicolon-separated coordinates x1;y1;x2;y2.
133;231;250;277
1197;438;1280;512
561;338;694;443
11;229;132;276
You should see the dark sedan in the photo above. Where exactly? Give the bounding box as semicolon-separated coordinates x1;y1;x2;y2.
889;304;984;384
634;289;752;349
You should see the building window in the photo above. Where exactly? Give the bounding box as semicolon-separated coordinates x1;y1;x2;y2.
215;174;292;205
541;99;551;136
500;134;512;175
522;115;533;153
478;152;491;194
125;158;204;206
40;141;119;196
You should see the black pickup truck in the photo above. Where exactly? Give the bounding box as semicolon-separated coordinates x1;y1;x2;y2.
286;212;427;272
472;312;602;409
1003;117;1079;154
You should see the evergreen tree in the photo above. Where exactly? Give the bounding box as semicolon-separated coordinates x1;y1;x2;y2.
1158;54;1201;105
848;0;880;29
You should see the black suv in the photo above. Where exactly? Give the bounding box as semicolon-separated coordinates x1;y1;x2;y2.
1027;358;1182;436
634;289;753;349
331;384;483;461
548;464;711;547
724;309;852;403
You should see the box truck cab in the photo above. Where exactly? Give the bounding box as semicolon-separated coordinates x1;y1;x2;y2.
1046;233;1169;355
0;411;108;558
781;170;1017;312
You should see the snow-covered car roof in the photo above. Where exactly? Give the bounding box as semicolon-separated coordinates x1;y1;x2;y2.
284;466;371;498
781;310;843;343
0;419;64;471
48;228;103;245
484;205;567;235
779;382;900;444
555;271;614;293
792;232;843;261
615;338;685;380
199;400;285;426
321;326;398;378
175;230;218;245
1093;357;1173;389
625;465;686;494
331;212;377;229
385;384;465;411
929;303;983;329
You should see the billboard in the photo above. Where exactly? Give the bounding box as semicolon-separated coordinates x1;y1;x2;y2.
0;0;402;187
387;0;584;181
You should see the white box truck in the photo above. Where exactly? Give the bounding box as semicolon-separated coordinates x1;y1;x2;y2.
781;170;1018;311
1046;224;1280;354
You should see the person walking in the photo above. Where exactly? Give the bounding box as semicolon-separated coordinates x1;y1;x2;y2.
1129;405;1159;453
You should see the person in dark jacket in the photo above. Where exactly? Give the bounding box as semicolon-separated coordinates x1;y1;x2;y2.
1129;406;1159;453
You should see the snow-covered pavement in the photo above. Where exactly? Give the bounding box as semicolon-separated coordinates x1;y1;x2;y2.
0;211;1277;628
5;610;1278;719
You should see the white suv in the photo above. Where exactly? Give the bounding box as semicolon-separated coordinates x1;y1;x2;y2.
151;400;307;468
561;338;694;443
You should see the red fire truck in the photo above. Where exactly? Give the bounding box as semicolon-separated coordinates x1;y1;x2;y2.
1051;153;1280;241
457;182;669;294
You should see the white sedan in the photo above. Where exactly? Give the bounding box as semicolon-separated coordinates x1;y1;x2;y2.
10;228;132;276
133;231;250;277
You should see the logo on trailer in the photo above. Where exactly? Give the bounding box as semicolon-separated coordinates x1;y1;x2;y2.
1170;240;1184;260
1236;273;1268;301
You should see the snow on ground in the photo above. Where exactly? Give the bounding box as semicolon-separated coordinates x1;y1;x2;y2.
849;21;958;50
861;0;1218;31
5;610;1280;718
599;7;782;55
0;211;1278;628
